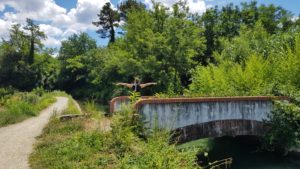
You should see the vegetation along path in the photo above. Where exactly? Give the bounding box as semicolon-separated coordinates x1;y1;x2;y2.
0;97;68;169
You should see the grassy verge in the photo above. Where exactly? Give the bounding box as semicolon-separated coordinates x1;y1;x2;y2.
30;103;200;169
60;96;81;115
0;89;58;127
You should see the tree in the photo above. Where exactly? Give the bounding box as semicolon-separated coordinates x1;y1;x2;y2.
93;2;120;44
118;0;145;20
240;1;259;28
199;7;219;64
24;18;46;64
31;53;60;90
8;24;29;56
59;32;97;60
57;33;97;96
258;4;292;34
117;2;205;94
218;3;241;39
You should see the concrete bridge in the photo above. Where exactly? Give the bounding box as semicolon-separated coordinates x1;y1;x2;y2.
110;96;288;143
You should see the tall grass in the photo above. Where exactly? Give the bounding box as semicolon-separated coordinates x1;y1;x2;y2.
60;96;81;115
0;89;57;127
30;102;201;169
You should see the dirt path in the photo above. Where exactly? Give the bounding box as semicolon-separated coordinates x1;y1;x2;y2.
0;97;68;169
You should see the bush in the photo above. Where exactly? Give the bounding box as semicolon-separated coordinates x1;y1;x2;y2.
0;101;35;126
0;90;57;127
117;132;199;169
0;87;15;98
32;87;45;96
30;100;201;168
263;99;300;153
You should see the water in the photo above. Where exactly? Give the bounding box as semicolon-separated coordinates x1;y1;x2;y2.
179;136;300;169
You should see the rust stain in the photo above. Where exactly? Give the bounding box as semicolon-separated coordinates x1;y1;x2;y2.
134;96;289;109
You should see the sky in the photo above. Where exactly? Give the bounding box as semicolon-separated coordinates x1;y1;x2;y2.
0;0;299;50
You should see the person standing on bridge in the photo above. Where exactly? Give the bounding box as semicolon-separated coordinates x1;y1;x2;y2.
115;77;157;92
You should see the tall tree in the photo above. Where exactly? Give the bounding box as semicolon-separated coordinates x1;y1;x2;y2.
0;26;37;90
24;18;47;64
118;0;145;20
24;19;46;64
8;24;29;54
200;7;219;64
93;2;120;44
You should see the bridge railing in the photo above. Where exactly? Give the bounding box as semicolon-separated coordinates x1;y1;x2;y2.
204;157;233;169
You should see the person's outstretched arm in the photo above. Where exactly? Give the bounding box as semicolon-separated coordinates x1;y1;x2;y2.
115;83;133;88
140;82;157;88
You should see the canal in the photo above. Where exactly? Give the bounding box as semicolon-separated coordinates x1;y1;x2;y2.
178;136;300;169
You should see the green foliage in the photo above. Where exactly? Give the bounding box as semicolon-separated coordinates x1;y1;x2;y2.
118;0;146;21
61;96;81;115
129;91;141;104
263;100;300;153
0;87;15;99
2;0;299;103
0;101;35;125
24;18;46;64
58;33;97;60
0;22;59;91
30;102;200;169
82;100;107;118
187;30;300;97
57;33;97;98
0;90;57;127
187;54;272;96
118;133;198;169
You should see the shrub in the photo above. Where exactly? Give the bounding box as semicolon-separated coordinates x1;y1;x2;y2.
263;100;300;153
0;101;35;126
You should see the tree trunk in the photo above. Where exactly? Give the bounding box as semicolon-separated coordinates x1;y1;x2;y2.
29;39;34;64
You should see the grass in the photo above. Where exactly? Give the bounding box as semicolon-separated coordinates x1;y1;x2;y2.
30;102;201;169
30;99;113;169
0;90;57;127
61;96;81;115
177;138;213;152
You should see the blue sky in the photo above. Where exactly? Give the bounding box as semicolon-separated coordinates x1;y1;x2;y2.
0;0;299;50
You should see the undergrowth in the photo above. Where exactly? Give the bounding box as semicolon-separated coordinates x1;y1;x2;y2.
0;88;57;127
30;101;200;169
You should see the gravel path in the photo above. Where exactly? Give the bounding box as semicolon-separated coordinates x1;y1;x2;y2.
0;97;68;169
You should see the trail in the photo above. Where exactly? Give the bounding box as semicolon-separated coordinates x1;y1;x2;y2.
0;97;68;169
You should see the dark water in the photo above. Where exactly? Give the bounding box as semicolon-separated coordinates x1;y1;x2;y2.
188;136;300;169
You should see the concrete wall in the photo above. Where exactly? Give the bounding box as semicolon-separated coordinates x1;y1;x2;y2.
110;96;288;141
138;100;272;130
110;96;130;113
134;96;288;141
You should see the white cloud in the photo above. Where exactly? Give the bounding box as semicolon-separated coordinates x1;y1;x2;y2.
52;0;111;31
1;0;66;23
0;0;112;48
187;0;206;13
292;16;299;22
0;18;12;40
144;0;206;14
0;0;207;49
0;4;5;11
39;24;63;37
42;36;61;48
